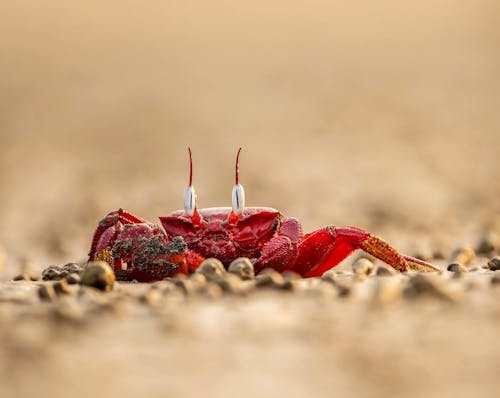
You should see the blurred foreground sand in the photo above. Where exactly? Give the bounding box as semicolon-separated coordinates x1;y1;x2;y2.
0;2;499;397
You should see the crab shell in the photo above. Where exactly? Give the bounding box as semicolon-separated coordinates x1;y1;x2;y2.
160;207;282;265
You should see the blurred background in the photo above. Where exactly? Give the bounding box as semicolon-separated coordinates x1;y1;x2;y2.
1;0;499;271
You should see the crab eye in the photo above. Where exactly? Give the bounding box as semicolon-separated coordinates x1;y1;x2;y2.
184;185;196;216
232;183;245;215
184;147;197;217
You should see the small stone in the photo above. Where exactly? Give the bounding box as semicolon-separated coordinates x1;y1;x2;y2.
80;261;115;292
13;273;30;281
42;266;63;281
352;258;374;276
214;273;244;294
65;273;81;284
404;274;459;302
487;257;500;271
139;289;163;306
61;262;83;275
189;273;207;289
321;270;338;284
376;266;396;277
476;230;499;255
491;274;500;285
38;284;57;302
432;250;445;260
255;269;284;288
198;282;224;299
447;263;468;273
372;278;402;305
53;280;72;296
411;250;433;262
228;257;255;280
448;247;475;267
196;258;226;281
282;271;301;281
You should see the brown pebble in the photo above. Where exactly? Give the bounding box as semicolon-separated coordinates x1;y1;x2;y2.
139;289;164;306
196;258;226;281
38;284;57;302
14;272;39;281
53;280;72;296
321;270;338;284
42;266;63;281
476;230;499;255
491;274;500;285
255;269;284;288
198;282;224;298
65;273;81;284
447;263;468;273
214;273;244;294
487;257;500;271
80;261;115;292
61;262;83;275
189;273;207;289
448;247;475;267
352;258;374;276
404;274;459;302
228;257;255;280
376;266;396;277
372;278;402;305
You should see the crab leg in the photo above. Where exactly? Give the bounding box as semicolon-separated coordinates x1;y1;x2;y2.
253;217;303;273
290;226;438;277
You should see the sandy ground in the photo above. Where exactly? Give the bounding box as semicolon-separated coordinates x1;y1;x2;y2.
0;1;499;397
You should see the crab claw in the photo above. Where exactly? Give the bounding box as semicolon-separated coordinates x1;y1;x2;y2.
89;209;199;282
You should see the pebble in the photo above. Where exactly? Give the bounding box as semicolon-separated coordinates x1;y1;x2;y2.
255;269;284;288
38;284;57;302
42;266;63;281
228;257;255;280
65;273;81;284
375;266;396;277
404;274;459;302
447;263;468;273
53;280;72;296
139;289;164;306
321;270;338;284
352;258;374;277
61;262;83;275
12;273;39;281
80;261;115;292
196;258;226;281
197;282;224;299
487;256;500;271
448;247;475;267
475;230;499;255
372;278;402;305
213;273;245;294
491;274;500;285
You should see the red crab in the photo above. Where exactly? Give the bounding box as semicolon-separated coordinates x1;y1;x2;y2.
88;148;438;282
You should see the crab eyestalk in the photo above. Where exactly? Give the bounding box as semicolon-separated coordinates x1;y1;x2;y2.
184;147;202;226
228;148;245;226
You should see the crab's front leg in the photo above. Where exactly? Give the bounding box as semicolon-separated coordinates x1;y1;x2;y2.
289;226;439;277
